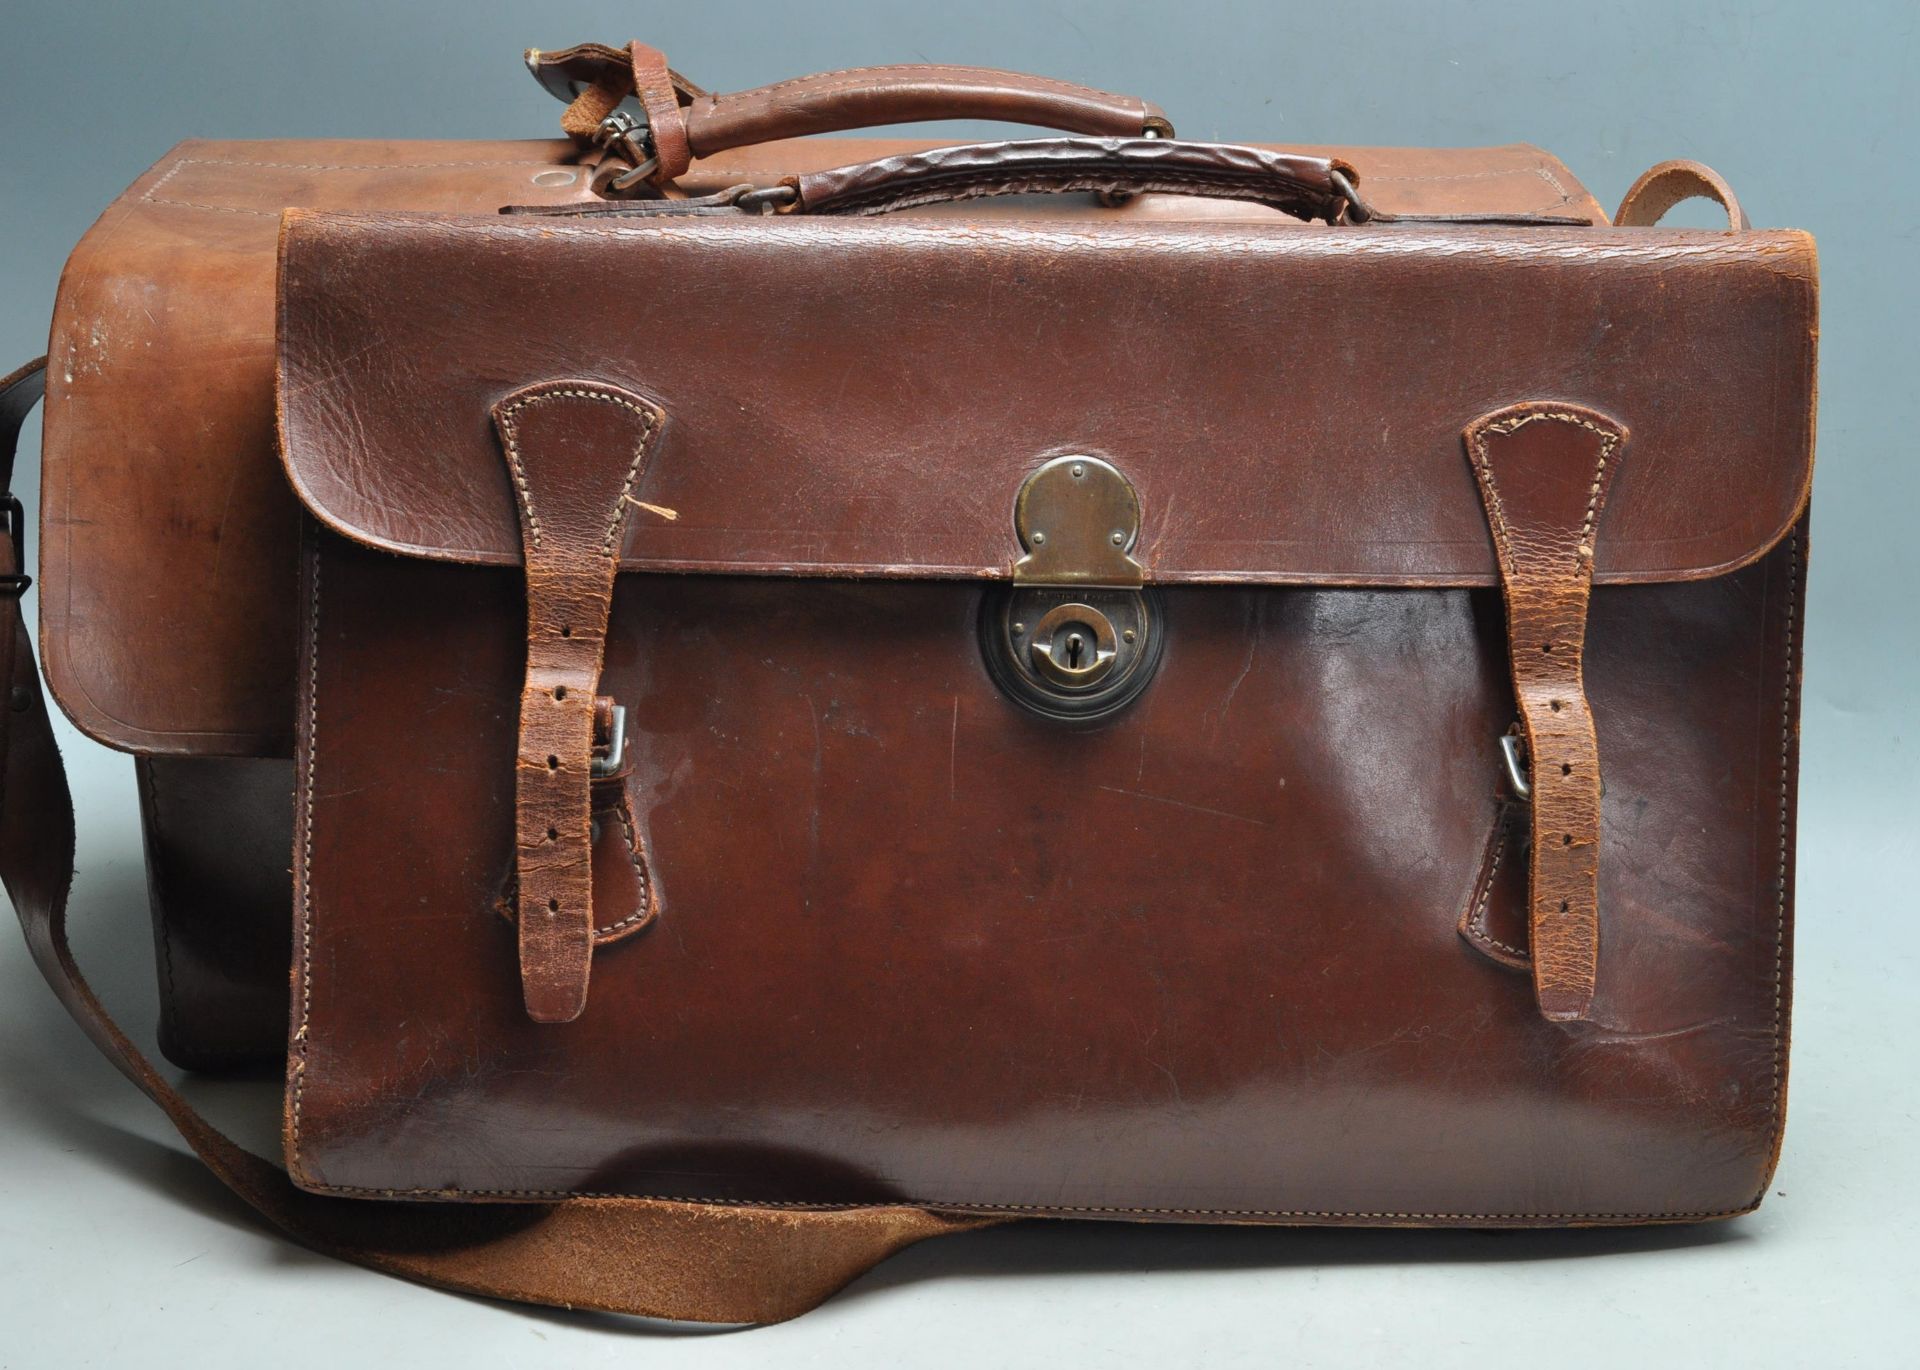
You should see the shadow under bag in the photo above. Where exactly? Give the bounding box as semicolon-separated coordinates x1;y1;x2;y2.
2;40;1814;1323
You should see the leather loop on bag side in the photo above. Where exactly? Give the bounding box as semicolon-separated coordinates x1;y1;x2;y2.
1464;402;1629;1022
786;137;1352;221
1615;159;1747;229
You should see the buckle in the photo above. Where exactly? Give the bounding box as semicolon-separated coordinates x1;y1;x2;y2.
591;702;628;778
1498;731;1532;801
592;111;661;196
0;494;28;598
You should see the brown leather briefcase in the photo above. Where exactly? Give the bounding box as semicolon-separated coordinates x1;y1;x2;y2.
2;41;1815;1324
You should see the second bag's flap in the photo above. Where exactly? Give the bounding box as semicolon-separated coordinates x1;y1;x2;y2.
277;210;1814;585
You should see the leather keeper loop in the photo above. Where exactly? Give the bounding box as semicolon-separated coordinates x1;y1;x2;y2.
1463;402;1629;1023
491;380;665;1022
1614;159;1747;230
628;41;693;183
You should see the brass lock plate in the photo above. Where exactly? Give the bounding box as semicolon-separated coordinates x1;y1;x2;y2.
983;455;1162;719
981;586;1164;720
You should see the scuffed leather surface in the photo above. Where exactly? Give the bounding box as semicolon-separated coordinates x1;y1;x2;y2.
290;519;1804;1221
4;360;994;1321
275;214;1813;588
38;136;1608;755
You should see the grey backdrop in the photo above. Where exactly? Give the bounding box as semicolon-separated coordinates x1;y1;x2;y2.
1;2;1914;1366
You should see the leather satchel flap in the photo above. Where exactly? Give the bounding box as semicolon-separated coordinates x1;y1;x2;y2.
276;210;1813;586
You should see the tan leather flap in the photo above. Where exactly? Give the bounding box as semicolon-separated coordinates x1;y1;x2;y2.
278;210;1814;587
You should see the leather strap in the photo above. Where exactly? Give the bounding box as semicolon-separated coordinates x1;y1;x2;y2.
1614;159;1747;229
531;42;1171;185
492;380;663;1023
626;42;692;183
0;357;1000;1321
1463;402;1629;1023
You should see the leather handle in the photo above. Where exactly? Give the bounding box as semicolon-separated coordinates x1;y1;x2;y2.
781;137;1357;223
529;42;1172;185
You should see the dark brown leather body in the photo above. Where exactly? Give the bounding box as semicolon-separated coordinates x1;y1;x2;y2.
289;531;1802;1220
265;206;1811;1221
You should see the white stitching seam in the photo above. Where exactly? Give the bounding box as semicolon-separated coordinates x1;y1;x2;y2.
1751;532;1799;1208
289;543;319;1176
1470;408;1620;575
136;157;569;216
1466;814;1528;961
493;385;661;554
493;794;654;940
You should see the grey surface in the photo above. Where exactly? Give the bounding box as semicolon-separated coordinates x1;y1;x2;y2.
1;1;1915;1365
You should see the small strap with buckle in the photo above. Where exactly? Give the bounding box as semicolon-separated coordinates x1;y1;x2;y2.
1464;401;1629;1023
491;379;665;1023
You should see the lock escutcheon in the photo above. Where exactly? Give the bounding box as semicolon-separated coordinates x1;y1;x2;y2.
982;455;1163;719
983;586;1162;719
1028;602;1119;687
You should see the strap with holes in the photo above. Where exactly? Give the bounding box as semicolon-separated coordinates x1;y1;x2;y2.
1463;402;1629;1022
491;380;665;1023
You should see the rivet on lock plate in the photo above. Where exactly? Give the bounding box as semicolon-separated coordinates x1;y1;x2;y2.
981;455;1165;720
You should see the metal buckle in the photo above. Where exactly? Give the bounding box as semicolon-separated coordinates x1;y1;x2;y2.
593;111;660;196
1499;731;1532;801
0;494;29;598
1328;168;1374;225
591;703;628;778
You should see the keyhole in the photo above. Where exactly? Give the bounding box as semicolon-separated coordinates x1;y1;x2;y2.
1065;632;1085;669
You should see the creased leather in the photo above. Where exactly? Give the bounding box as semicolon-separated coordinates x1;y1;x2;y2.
492;381;665;1022
495;767;658;946
1464;402;1628;1021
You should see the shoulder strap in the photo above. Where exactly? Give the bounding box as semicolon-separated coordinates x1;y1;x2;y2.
0;356;999;1324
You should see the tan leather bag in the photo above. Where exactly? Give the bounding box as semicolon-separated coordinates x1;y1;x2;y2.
1;41;1814;1324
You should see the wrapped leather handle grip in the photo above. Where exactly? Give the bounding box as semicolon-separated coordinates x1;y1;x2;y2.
529;42;1172;186
777;137;1359;224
